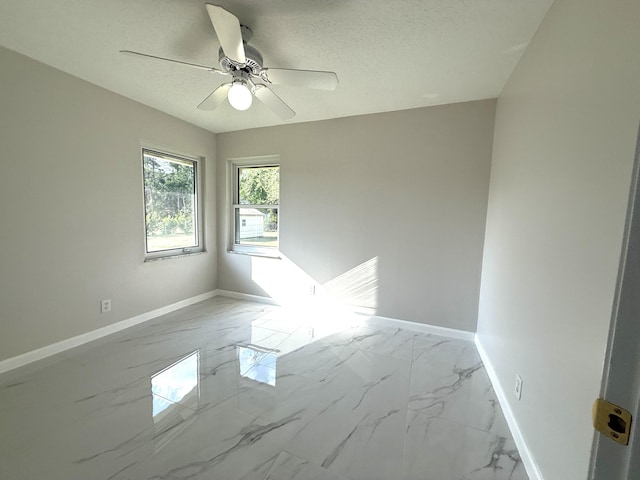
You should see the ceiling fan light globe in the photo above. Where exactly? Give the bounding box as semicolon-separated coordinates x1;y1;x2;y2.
228;83;252;111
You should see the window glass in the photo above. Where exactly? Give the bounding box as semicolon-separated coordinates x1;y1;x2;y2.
233;163;279;251
143;149;200;257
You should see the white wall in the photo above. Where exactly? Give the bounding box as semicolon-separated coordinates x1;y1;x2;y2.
0;47;217;361
217;100;496;332
477;0;640;479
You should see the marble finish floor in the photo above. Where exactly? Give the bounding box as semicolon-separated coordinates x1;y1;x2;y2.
0;297;528;480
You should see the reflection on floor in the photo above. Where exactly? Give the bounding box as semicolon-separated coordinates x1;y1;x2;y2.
0;296;528;480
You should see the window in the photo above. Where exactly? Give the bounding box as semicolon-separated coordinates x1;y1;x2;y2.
231;158;279;254
143;148;202;259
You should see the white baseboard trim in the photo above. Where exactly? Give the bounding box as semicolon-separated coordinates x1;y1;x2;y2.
214;289;475;341
475;336;544;480
213;289;281;305
363;314;475;341
0;290;217;375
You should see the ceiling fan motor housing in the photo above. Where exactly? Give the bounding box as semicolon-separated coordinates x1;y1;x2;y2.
218;24;263;74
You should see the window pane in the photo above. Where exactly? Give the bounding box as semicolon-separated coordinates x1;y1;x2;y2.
143;151;197;253
235;207;278;247
238;166;279;205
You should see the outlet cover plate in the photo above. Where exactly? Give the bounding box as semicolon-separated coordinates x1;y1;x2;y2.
515;374;523;400
100;299;112;313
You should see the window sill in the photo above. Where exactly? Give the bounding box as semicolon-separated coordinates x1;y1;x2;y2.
144;250;206;262
227;249;281;259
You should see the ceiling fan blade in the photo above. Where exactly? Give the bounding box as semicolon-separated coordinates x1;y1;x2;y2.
253;85;295;119
205;4;246;65
120;50;227;75
260;68;339;91
197;83;232;110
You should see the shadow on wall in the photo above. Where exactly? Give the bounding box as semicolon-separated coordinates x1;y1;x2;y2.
249;254;379;313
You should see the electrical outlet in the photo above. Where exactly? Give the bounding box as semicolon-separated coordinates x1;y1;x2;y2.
100;299;112;313
307;285;316;295
515;374;523;401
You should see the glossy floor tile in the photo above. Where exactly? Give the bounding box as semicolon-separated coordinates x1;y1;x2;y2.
0;297;528;480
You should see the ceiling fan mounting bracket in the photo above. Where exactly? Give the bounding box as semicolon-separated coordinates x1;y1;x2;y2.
239;25;253;43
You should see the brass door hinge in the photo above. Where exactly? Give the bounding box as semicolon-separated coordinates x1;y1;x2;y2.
592;398;632;445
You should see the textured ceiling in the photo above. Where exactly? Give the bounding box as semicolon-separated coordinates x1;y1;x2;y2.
0;0;554;133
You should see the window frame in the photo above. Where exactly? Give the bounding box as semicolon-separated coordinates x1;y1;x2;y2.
229;156;280;257
142;147;204;261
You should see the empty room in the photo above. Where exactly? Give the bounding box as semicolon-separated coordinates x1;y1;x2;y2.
1;1;639;479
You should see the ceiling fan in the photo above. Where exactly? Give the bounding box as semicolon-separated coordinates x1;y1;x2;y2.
121;4;338;119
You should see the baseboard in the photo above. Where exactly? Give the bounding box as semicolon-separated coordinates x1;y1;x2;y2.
213;289;282;305
0;290;217;375
474;336;544;480
363;314;475;341
214;289;475;341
